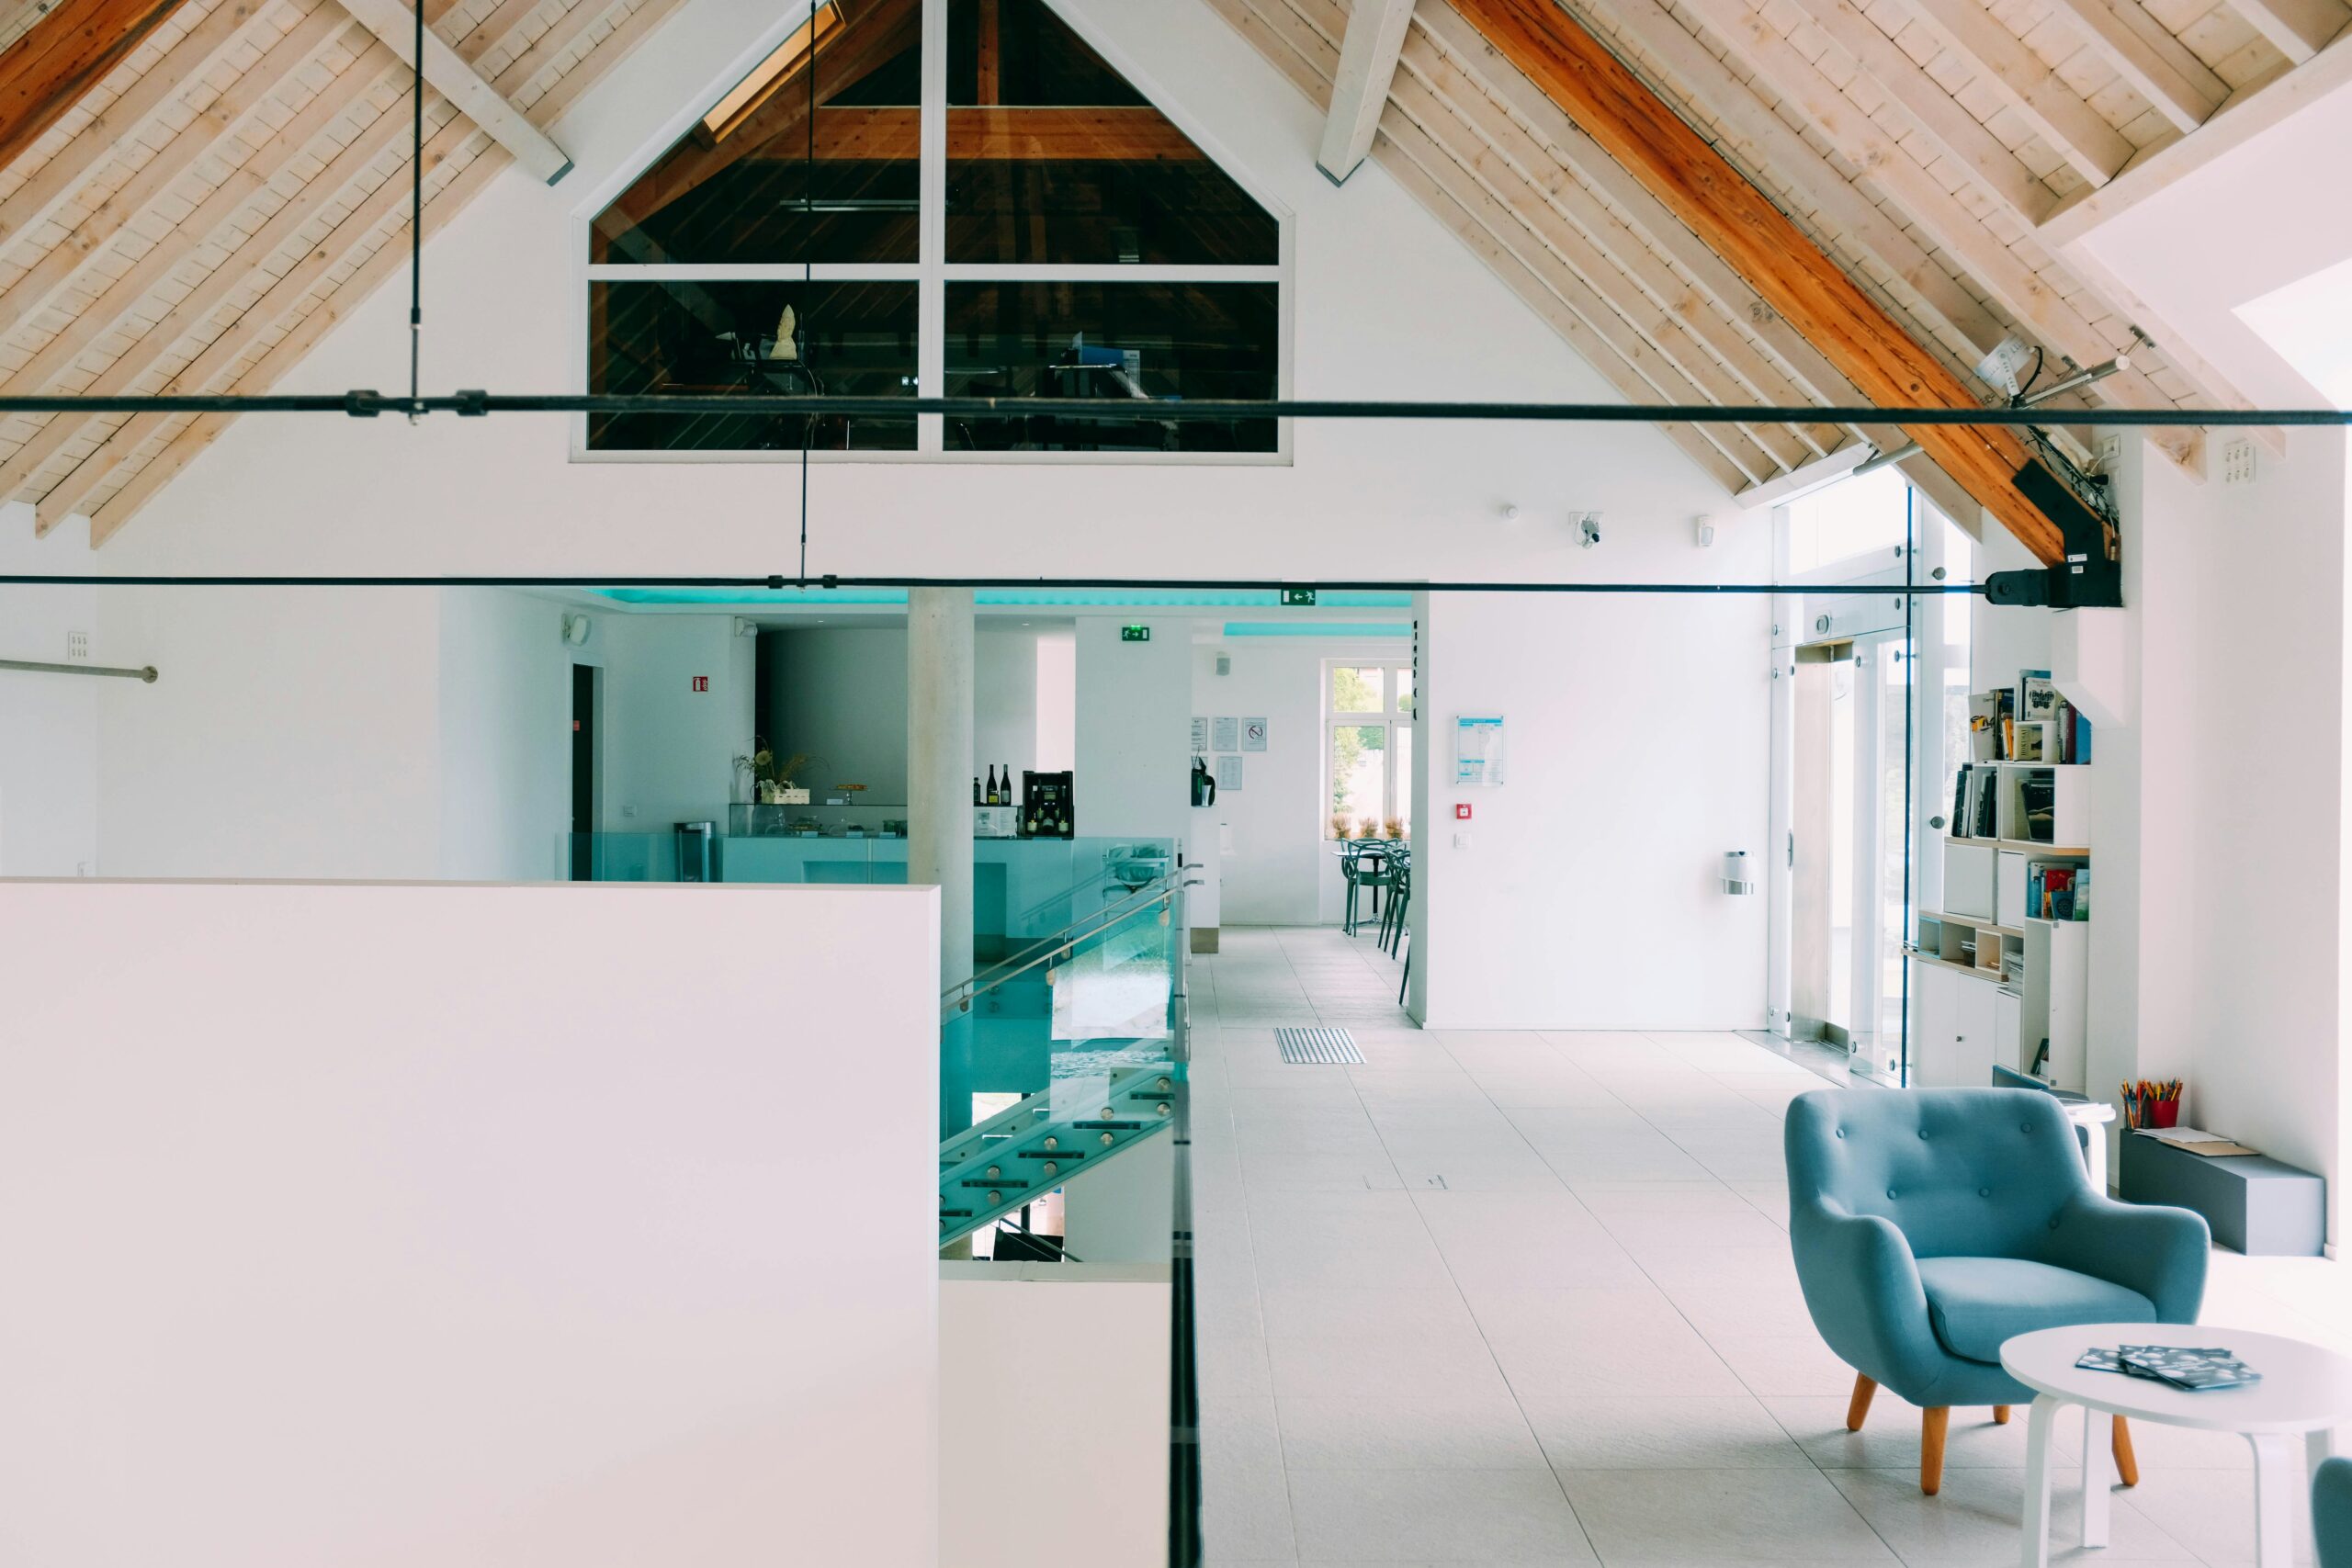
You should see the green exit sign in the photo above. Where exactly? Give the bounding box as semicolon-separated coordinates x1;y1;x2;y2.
1121;625;1152;642
1281;587;1318;606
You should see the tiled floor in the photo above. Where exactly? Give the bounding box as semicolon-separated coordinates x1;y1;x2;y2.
1187;926;2352;1568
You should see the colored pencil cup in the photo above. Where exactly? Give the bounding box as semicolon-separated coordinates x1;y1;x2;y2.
2151;1100;2179;1129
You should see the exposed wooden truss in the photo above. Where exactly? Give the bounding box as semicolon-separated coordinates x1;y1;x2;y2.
1214;0;2299;525
1318;0;1416;181
0;0;684;541
334;0;572;182
0;0;187;170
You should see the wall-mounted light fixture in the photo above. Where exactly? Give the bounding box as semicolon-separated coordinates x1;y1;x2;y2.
1723;851;1756;895
1577;512;1601;549
560;614;592;647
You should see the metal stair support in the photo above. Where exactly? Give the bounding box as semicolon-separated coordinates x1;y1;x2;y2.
937;1066;1183;1245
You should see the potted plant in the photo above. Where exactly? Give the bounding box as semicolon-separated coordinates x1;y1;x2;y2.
1330;812;1352;840
1357;816;1379;840
734;740;810;806
1383;817;1405;841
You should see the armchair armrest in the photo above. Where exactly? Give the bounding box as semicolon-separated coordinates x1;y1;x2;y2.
2049;1190;2211;1322
1792;1197;1950;1396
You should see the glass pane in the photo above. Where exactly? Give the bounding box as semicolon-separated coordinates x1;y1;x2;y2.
1785;467;1909;573
1825;659;1855;1033
1872;643;1910;1074
942;282;1277;453
944;0;1276;265
588;279;917;451
1397;665;1416;716
592;0;922;265
1330;724;1385;839
1329;665;1383;713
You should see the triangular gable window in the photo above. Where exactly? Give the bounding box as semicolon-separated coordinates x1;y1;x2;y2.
587;0;1282;456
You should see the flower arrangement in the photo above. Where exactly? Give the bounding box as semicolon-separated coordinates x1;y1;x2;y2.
1330;812;1353;840
1383;817;1405;840
735;739;811;805
1356;817;1380;839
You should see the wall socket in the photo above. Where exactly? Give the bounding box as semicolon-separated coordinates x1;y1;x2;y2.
64;629;88;660
2094;434;2121;469
2221;437;2257;487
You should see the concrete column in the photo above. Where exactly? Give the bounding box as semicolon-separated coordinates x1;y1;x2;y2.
909;588;975;1134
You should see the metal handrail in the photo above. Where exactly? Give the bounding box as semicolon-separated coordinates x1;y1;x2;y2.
941;873;1193;1016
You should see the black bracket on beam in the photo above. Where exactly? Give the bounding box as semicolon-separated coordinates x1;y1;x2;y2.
1984;457;2123;609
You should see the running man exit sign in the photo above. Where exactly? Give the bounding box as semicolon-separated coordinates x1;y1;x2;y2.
1281;587;1317;606
1121;625;1152;642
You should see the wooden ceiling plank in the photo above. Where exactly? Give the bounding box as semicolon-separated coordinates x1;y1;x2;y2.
1382;9;1848;457
331;0;568;180
1449;0;2076;563
1558;0;2012;366
1894;0;2135;181
0;0;276;250
1410;5;1875;424
85;132;511;539
3;37;399;406
13;81;452;512
2224;0;2348;60
0;0;190;175
57;0;695;536
2041;0;2227;128
0;6;358;344
1213;0;1762;490
34;107;479;524
1318;0;1417;182
1776;0;2055;222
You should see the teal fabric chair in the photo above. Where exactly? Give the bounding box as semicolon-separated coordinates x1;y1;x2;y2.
1785;1088;2209;1496
2318;1456;2352;1568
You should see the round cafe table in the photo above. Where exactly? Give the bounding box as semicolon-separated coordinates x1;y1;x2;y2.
2001;1323;2352;1568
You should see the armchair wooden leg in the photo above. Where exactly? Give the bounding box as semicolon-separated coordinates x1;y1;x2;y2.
1846;1373;1876;1432
2112;1415;2139;1487
1921;1406;1951;1495
1993;1405;2011;1424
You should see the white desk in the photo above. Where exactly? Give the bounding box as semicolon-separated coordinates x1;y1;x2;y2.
2002;1323;2352;1568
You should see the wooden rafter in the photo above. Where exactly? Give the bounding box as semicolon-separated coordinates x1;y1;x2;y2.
0;0;187;171
1449;0;2080;564
2041;0;2225;132
332;0;571;182
1317;0;1413;184
2226;0;2349;62
1894;0;2135;184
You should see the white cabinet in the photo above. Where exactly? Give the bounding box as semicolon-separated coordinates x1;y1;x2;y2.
1995;987;2021;1073
1996;852;2030;929
1944;840;1996;919
1909;957;2002;1089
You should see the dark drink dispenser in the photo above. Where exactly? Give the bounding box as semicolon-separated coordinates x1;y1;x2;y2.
1021;772;1074;840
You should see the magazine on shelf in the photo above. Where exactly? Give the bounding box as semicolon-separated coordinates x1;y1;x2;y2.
2018;671;2057;722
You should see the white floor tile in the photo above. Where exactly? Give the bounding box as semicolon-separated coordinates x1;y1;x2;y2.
1279;1392;1549;1470
1521;1394;1815;1471
1555;1468;1896;1561
1824;1465;2199;1562
1287;1468;1597;1562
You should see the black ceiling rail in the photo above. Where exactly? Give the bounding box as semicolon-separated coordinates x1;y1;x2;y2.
0;572;1980;595
0;391;2337;425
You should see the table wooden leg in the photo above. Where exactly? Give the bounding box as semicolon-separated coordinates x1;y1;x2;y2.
2079;1402;2111;1549
2250;1432;2299;1568
2019;1394;2061;1568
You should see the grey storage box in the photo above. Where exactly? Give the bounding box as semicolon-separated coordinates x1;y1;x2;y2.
2119;1134;2324;1257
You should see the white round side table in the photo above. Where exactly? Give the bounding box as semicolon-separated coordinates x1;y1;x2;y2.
2001;1323;2352;1568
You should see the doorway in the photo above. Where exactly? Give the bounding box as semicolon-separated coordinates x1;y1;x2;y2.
571;663;599;880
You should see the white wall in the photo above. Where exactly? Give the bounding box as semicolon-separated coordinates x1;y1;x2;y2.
1077;617;1190;840
977;620;1078;789
1192;637;1401;926
1411;590;1772;1030
939;1269;1170;1568
0;877;941;1567
437;588;574;880
597;612;755;832
0;581;97;875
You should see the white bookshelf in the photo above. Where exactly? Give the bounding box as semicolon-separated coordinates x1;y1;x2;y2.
1910;682;2093;1091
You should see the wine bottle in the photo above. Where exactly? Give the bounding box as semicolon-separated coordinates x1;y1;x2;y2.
972;775;980;807
985;765;998;806
1001;764;1013;807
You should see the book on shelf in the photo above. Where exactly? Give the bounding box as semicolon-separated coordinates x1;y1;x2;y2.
2018;671;2056;723
1951;764;1972;834
2026;862;2088;922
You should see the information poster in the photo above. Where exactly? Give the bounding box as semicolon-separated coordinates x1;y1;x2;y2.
1216;755;1243;792
1454;714;1506;786
1242;717;1268;751
1191;716;1210;752
1211;716;1239;753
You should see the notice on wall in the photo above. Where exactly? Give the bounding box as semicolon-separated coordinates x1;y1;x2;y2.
1454;714;1506;786
1191;716;1210;753
1211;716;1239;753
1216;755;1243;792
1242;717;1268;751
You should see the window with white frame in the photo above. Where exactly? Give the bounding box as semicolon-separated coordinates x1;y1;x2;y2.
1327;661;1414;840
584;0;1284;458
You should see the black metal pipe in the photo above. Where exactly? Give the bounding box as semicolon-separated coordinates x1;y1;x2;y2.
0;392;2338;425
0;572;1978;594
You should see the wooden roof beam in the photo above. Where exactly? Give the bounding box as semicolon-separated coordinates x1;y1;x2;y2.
1894;0;2133;184
1317;0;1414;183
2041;0;2225;132
2227;0;2349;62
334;0;571;182
0;0;186;172
1448;0;2082;566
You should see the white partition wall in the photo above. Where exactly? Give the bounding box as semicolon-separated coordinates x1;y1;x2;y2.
0;878;940;1568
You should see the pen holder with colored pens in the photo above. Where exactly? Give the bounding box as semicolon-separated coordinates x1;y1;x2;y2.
2149;1099;2178;1129
2121;1077;2184;1130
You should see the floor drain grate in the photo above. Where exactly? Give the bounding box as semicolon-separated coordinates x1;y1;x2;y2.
1275;1026;1363;1064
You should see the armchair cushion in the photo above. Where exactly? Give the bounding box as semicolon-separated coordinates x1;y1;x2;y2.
1915;1257;2155;1363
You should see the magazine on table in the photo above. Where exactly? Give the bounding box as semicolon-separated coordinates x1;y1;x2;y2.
2075;1344;2261;1391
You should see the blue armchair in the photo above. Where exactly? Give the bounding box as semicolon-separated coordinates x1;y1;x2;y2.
1785;1089;2209;1496
2318;1456;2352;1568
